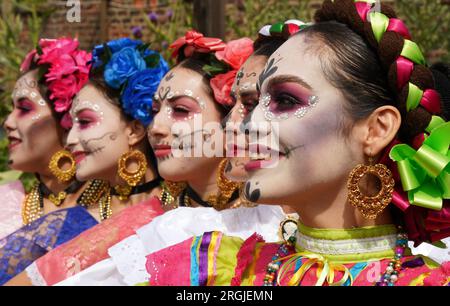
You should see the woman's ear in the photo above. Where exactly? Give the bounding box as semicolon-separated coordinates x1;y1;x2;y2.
352;106;401;157
126;120;147;147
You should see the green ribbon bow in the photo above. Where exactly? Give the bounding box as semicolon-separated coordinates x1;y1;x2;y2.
390;118;450;210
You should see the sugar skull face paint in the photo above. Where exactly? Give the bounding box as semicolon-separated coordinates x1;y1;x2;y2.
224;54;267;182
153;70;207;122
149;66;224;182
67;83;130;182
4;70;64;173
243;35;356;205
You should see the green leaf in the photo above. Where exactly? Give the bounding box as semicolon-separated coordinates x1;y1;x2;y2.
202;64;226;77
145;53;160;68
36;44;43;55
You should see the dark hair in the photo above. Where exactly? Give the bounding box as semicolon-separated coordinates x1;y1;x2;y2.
308;0;448;244
178;55;229;116
430;62;450;121
298;0;443;144
298;22;398;132
253;37;286;58
88;71;159;172
88;71;134;122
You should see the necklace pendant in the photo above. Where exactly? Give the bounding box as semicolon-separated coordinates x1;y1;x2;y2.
114;185;132;201
48;191;67;206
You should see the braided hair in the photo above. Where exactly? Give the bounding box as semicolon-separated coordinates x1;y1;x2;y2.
299;0;449;244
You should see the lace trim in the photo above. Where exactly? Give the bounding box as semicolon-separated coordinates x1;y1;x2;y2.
296;231;397;255
26;262;47;286
108;235;149;286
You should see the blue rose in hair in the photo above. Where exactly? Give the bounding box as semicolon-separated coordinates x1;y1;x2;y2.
144;49;170;81
121;54;169;126
92;38;142;68
104;47;147;89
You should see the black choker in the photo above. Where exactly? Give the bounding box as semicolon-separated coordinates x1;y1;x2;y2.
110;177;162;197
180;185;240;208
38;180;85;207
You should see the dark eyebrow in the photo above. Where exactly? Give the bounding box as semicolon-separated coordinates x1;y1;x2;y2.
267;75;313;92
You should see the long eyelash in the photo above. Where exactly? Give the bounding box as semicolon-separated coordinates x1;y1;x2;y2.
276;93;300;105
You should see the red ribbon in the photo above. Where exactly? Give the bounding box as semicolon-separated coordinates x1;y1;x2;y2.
420;89;442;114
396;56;414;91
170;30;226;60
283;23;300;37
355;1;371;22
387;18;411;40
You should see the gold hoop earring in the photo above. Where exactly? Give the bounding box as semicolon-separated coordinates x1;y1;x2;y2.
48;150;76;183
347;156;395;219
207;159;241;211
115;149;147;200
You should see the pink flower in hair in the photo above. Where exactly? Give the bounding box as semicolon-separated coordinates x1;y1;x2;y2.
38;38;79;64
215;37;254;70
210;70;237;107
19;37;91;126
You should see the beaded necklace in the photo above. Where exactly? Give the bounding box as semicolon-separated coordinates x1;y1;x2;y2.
264;223;408;286
22;179;109;225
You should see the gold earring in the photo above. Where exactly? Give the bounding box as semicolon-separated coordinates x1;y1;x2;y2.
207;159;241;211
115;149;147;200
347;156;395;219
48;150;76;183
160;181;187;207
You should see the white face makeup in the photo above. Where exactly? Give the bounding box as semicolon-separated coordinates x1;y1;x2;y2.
243;35;357;205
224;54;267;182
153;70;207;122
149;66;224;182
4;70;63;173
67;83;130;182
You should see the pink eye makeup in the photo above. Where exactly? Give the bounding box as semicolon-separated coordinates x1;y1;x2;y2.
74;109;102;130
15;99;35;117
260;81;319;121
166;96;202;121
71;100;104;130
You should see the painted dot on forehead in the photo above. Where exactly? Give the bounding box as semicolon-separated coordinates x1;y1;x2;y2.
74;100;105;125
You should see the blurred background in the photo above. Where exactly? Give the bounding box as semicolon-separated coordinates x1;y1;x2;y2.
0;0;449;189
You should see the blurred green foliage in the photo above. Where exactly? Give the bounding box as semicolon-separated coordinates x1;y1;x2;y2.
140;0;194;66
395;0;450;63
225;0;314;40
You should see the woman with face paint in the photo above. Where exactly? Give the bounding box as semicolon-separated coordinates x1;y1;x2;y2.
224;20;306;219
0;38;105;285
4;38;170;286
143;0;450;286
50;31;291;286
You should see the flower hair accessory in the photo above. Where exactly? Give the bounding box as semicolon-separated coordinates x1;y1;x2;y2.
91;38;169;126
20;38;91;129
170;31;254;107
209;37;254;106
170;30;226;61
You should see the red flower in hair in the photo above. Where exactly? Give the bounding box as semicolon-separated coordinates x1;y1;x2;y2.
215;37;254;70
210;38;254;106
210;70;236;107
170;30;226;60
